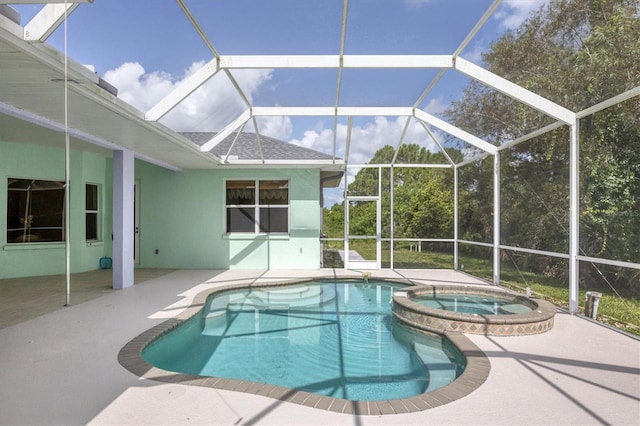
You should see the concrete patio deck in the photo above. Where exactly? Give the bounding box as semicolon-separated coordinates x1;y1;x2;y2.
0;269;638;425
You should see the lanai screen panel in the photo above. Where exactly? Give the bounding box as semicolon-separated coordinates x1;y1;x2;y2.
500;129;570;254
339;68;442;108
343;0;495;54
182;0;344;54
458;157;493;244
578;97;640;289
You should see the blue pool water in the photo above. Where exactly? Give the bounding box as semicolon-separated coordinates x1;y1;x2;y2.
143;281;465;401
414;293;533;315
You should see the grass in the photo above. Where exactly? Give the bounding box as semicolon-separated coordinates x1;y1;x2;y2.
332;241;640;336
452;253;640;336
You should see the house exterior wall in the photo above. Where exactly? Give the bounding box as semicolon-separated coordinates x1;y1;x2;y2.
135;162;322;270
0;140;323;279
0;140;112;279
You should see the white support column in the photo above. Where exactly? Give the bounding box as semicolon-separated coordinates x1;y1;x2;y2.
344;187;349;270
493;152;500;285
390;166;394;270
569;118;580;313
377;166;382;270
454;166;459;270
113;149;135;289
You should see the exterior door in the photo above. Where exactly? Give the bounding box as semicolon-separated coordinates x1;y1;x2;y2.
345;196;380;269
134;179;140;264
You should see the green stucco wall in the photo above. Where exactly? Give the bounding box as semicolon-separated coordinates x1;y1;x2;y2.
135;162;322;270
0;140;112;279
1;139;323;278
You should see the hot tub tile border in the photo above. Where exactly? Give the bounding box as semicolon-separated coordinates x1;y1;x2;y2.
392;284;557;336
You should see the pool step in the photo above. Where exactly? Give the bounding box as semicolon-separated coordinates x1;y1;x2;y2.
204;294;230;321
231;285;325;309
413;342;460;391
204;285;337;329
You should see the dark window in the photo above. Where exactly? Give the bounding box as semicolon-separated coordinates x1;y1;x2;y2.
226;180;289;233
86;184;99;240
7;178;65;243
259;207;289;233
227;207;256;233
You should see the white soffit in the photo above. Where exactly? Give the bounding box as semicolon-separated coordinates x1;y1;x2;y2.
0;31;219;169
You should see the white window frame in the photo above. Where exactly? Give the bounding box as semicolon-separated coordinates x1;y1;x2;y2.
225;179;290;234
85;183;100;241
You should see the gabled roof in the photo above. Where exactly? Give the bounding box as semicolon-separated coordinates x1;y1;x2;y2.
181;132;335;162
180;131;343;187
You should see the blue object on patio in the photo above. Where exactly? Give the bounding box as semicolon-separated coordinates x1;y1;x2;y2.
99;257;112;269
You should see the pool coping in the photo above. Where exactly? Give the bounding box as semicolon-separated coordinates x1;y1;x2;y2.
118;276;491;415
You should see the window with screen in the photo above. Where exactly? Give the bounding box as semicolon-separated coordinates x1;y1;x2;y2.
6;178;65;243
226;180;289;233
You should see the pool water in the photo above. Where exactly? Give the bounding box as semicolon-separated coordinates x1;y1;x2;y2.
142;281;465;401
414;293;533;315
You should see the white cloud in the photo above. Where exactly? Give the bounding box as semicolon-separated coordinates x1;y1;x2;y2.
460;40;488;64
347;116;405;164
290;115;440;165
494;0;550;30
103;61;274;132
255;116;293;140
422;96;447;116
103;62;174;111
322;189;344;208
290;128;335;153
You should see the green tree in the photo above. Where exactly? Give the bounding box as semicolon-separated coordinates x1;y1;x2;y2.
322;204;344;238
325;144;459;243
446;0;640;287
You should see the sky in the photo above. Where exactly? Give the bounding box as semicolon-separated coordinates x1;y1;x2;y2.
13;0;550;205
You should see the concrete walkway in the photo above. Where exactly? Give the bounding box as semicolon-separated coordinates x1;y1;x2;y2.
0;269;638;425
0;268;176;329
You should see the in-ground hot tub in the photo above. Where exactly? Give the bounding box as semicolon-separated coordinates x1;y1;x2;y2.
392;285;556;336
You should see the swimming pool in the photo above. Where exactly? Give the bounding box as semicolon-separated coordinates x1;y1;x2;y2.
142;281;464;401
119;277;491;414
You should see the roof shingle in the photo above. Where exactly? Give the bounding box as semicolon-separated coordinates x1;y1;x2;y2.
181;132;334;161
